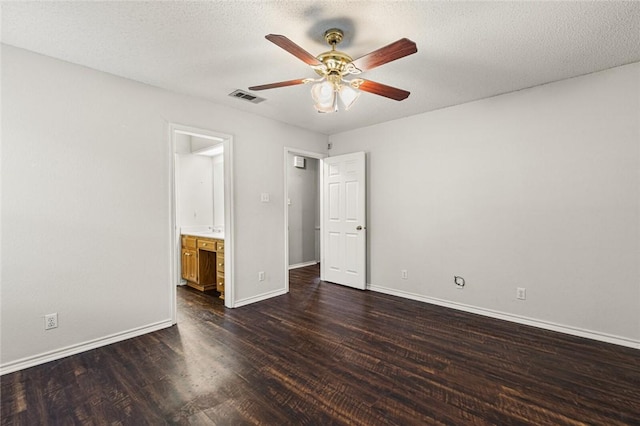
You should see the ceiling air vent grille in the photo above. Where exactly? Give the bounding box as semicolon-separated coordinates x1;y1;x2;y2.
229;89;265;104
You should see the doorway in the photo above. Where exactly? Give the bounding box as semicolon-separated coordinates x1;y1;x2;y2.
284;148;326;292
170;124;234;322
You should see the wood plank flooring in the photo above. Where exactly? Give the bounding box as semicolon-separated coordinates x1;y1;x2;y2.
2;264;639;425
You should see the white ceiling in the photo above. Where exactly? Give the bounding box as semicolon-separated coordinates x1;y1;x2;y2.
2;1;640;135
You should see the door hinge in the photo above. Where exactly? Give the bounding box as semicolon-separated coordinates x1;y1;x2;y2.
327;142;332;150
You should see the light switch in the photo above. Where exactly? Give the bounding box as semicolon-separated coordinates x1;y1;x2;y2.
261;193;270;202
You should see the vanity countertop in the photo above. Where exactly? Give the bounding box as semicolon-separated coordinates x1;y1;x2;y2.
181;231;225;240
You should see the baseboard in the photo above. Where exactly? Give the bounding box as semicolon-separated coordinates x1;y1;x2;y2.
368;283;640;350
288;261;318;270
0;319;174;375
234;288;288;308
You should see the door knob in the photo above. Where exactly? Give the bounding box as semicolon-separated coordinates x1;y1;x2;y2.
356;226;364;230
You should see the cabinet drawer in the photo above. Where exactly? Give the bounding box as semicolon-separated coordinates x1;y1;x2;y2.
198;239;215;251
182;236;197;249
216;241;224;252
216;276;225;292
216;258;225;273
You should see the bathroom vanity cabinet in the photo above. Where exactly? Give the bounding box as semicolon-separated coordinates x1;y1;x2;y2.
181;234;225;299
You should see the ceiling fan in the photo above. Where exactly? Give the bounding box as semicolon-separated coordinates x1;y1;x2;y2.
248;29;417;113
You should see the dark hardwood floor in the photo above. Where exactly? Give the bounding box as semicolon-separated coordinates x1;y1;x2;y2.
2;264;639;425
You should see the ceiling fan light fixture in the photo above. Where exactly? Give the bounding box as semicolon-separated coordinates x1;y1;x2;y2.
338;84;360;110
314;96;338;113
311;81;337;113
311;81;333;103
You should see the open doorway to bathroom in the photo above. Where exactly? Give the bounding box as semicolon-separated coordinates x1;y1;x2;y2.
284;148;325;292
176;137;224;236
170;124;234;323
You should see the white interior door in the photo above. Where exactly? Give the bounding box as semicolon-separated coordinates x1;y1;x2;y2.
322;152;366;289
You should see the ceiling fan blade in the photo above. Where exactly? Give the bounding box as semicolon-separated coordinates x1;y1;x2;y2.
248;79;307;91
265;34;323;67
350;38;417;72
357;80;411;101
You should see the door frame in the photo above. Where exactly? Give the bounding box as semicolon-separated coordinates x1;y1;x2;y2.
283;147;327;292
169;123;235;323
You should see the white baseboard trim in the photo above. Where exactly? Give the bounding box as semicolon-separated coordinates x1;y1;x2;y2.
234;288;288;308
288;261;318;270
0;319;174;375
368;283;640;350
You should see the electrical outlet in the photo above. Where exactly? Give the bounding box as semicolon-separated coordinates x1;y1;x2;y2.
44;313;58;330
516;287;526;300
258;271;265;281
260;193;270;203
401;270;408;279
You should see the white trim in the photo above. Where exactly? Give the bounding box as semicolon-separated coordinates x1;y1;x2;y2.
368;283;640;350
168;123;178;323
283;147;326;295
222;132;235;308
234;289;288;308
169;123;235;313
319;160;325;282
288;261;319;270
0;320;173;375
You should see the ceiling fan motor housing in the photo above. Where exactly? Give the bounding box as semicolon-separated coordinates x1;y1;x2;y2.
324;28;344;46
316;51;353;76
315;29;354;82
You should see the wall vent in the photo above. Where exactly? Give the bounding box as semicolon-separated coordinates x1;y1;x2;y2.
229;89;265;104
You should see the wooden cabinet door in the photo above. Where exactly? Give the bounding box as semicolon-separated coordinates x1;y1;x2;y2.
181;249;198;283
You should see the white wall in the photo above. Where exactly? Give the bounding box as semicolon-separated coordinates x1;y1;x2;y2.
287;154;319;266
330;63;640;346
212;154;224;229
177;154;214;228
176;134;224;231
0;45;327;372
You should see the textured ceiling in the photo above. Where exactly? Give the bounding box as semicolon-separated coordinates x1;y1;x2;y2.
2;1;640;135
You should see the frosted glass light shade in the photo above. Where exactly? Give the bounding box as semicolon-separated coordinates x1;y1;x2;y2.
339;84;360;110
311;81;337;113
311;81;333;103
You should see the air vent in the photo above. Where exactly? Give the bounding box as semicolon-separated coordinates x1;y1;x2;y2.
229;89;265;104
